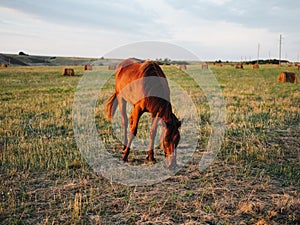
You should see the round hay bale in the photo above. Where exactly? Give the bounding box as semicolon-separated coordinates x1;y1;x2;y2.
1;64;8;68
179;65;187;70
278;72;297;83
202;64;208;70
108;65;116;70
235;64;243;69
215;63;223;67
62;68;75;76
84;64;93;70
253;64;259;69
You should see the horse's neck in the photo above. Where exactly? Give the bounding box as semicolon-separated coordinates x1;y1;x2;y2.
160;104;173;123
147;98;173;122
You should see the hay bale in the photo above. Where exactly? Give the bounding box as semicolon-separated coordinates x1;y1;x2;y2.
202;64;208;70
62;68;74;76
253;64;259;69
215;63;223;67
278;72;297;83
84;64;92;70
298;65;300;71
1;64;8;68
235;64;243;69
179;65;187;70
108;65;116;70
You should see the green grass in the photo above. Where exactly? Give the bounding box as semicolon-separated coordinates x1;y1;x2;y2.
215;65;300;184
0;64;299;224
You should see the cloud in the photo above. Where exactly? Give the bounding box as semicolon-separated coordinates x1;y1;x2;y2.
149;8;279;60
0;0;299;60
166;0;300;33
1;0;299;35
208;0;231;5
0;0;158;34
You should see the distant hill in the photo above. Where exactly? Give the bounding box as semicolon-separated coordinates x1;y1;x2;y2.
0;53;121;66
213;59;291;65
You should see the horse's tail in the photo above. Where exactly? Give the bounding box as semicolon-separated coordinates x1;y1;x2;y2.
106;93;118;121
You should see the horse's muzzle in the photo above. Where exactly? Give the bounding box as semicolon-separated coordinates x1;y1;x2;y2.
165;154;177;170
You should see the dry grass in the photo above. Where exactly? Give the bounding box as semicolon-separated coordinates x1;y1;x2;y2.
0;64;299;224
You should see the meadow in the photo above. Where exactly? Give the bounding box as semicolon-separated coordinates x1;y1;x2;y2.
0;64;299;224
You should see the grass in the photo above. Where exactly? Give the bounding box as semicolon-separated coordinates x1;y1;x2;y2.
0;64;299;224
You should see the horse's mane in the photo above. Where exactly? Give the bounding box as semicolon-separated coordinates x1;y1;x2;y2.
117;58;166;78
116;58;144;69
140;61;166;78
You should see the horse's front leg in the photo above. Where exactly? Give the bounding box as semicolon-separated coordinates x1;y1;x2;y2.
146;116;159;163
122;106;143;162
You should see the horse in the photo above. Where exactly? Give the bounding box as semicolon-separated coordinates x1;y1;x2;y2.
106;58;181;169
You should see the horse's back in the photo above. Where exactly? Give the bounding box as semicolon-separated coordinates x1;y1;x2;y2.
115;58;166;80
115;58;170;105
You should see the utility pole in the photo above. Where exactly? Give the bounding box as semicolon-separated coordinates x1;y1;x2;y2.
257;43;260;65
279;34;282;65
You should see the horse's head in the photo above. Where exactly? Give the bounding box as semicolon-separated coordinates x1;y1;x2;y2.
161;113;181;169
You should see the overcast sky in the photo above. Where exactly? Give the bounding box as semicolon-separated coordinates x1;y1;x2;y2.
1;0;299;61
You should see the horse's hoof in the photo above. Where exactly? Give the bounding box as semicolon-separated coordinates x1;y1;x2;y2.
145;157;156;164
122;156;128;162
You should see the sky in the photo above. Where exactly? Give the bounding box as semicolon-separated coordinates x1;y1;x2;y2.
1;0;300;61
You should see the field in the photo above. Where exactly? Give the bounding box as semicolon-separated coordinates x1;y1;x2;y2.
0;64;299;224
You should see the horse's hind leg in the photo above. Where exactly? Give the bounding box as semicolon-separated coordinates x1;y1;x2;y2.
122;105;143;162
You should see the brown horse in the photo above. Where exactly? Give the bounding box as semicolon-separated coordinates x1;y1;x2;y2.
106;58;181;169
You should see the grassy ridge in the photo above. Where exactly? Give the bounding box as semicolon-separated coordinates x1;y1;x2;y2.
0;65;299;224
